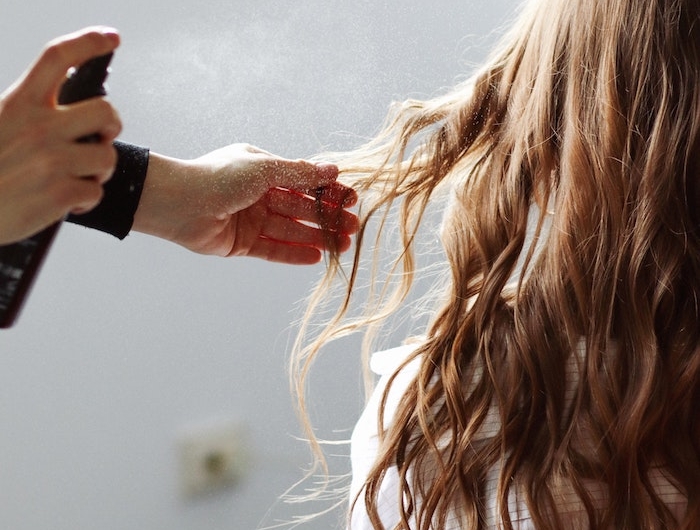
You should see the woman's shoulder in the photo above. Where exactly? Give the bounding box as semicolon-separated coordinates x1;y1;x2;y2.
369;342;422;376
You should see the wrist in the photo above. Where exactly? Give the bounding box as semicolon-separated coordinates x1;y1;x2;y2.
131;152;189;241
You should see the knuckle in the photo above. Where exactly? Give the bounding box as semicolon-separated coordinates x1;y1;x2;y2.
97;145;118;181
105;143;119;166
95;97;114;115
105;101;123;130
80;144;118;184
241;143;258;154
0;91;21;115
25;122;53;149
87;182;105;206
110;105;123;129
31;148;61;178
41;41;69;67
46;181;76;212
55;179;103;212
92;99;122;135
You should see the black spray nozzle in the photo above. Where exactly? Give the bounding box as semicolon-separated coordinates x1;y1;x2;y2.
58;52;113;105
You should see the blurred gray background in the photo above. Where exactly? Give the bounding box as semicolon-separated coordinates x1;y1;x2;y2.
0;1;516;529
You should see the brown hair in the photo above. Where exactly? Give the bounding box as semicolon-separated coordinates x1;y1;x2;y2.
294;0;700;527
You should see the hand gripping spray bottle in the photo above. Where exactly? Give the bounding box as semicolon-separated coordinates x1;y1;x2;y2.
0;53;114;328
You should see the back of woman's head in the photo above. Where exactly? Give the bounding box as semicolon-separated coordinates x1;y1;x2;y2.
296;0;700;528
421;0;700;527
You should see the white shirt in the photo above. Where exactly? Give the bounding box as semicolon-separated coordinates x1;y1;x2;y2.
349;345;687;529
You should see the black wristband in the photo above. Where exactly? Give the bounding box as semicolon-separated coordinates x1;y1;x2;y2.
67;141;150;239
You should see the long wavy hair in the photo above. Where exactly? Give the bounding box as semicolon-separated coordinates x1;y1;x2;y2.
292;0;700;528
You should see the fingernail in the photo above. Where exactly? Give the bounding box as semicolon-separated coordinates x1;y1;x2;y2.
317;163;339;179
99;26;121;45
99;26;119;35
338;233;352;252
342;190;358;207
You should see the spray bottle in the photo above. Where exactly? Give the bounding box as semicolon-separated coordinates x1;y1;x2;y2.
0;52;114;328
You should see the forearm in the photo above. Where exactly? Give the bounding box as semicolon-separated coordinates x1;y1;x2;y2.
69;141;358;263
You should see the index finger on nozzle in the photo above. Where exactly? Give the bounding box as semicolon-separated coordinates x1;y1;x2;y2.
23;26;120;105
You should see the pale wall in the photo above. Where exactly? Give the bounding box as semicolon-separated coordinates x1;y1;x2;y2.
0;1;517;529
